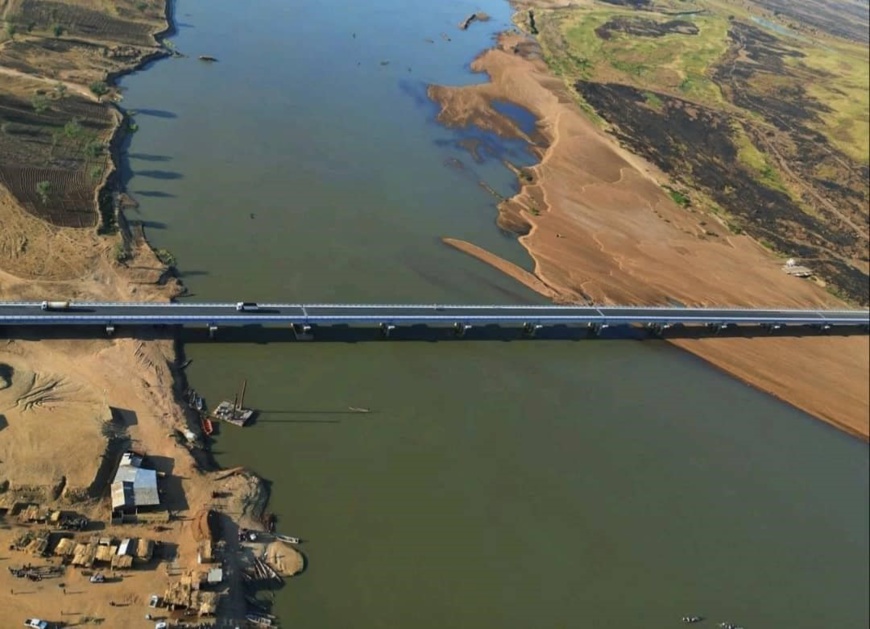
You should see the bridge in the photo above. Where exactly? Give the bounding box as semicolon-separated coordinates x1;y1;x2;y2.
0;302;867;339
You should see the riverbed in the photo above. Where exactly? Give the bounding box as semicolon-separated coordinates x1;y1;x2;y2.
119;0;869;626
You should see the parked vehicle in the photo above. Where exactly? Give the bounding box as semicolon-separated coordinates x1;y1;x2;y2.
24;620;49;629
148;594;160;607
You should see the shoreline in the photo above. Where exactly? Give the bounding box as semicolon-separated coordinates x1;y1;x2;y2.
0;0;287;624
429;26;869;440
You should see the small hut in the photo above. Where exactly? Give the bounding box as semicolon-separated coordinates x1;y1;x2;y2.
54;537;77;559
72;542;97;568
95;544;118;564
136;538;155;562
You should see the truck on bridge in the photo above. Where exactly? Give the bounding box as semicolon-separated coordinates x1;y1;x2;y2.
40;301;72;311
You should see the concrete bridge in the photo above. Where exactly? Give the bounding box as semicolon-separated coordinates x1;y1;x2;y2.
0;302;867;340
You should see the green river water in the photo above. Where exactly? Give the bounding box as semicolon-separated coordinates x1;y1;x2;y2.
119;0;869;627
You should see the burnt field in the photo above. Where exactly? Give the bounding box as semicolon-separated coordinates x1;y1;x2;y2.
749;0;869;43
0;90;114;228
565;12;869;306
10;0;159;47
576;80;869;304
595;17;699;40
712;22;869;220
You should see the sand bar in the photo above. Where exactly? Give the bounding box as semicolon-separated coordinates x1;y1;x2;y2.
430;31;869;439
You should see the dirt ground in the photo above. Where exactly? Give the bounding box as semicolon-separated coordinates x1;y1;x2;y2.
0;179;281;625
430;31;869;439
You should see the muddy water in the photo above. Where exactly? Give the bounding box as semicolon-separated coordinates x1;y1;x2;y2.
120;0;869;627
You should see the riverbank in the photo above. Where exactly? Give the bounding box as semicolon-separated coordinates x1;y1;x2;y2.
430;30;869;439
0;0;281;625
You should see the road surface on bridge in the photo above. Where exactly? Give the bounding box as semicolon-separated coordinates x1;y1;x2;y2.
0;302;867;328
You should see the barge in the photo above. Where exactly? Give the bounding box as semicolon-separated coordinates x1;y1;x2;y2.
211;378;256;427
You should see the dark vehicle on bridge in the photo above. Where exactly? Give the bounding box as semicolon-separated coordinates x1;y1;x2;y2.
236;302;260;312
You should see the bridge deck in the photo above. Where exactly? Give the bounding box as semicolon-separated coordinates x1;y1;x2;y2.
0;302;867;327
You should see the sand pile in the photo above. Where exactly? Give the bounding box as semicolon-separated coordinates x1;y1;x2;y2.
0;352;111;497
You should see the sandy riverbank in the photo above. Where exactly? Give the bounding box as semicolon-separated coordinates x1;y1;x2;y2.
430;31;869;439
0;0;283;625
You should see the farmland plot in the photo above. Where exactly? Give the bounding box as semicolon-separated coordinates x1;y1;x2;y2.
0;38;136;85
12;0;159;47
0;166;96;227
0;89;114;228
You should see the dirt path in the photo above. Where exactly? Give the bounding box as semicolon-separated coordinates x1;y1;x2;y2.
0;63;98;101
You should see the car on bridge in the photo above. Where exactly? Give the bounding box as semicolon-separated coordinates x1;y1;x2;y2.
236;302;260;312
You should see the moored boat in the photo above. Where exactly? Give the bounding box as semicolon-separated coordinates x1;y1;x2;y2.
275;533;301;544
201;416;214;436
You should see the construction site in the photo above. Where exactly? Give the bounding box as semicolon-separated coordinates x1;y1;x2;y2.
0;456;303;628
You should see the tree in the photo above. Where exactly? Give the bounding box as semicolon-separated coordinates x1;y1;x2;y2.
36;180;53;205
54;82;67;99
4;22;16;41
89;81;109;97
31;93;50;114
52;23;63;37
63;117;83;139
85;139;104;158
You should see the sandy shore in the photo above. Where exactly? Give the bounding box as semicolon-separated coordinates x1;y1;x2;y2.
0;0;285;625
430;31;869;439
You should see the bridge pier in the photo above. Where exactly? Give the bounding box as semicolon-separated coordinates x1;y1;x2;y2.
762;323;783;334
589;323;609;337
645;322;671;337
208;324;218;339
522;322;542;338
105;323;115;336
380;323;396;338
453;323;472;338
292;323;314;341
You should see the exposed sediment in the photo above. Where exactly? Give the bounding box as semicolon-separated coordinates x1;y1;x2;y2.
430;31;869;439
459;12;491;30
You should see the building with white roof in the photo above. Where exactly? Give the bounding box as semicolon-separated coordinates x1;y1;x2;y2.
110;451;161;514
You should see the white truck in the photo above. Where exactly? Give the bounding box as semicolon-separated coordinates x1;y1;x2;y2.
40;301;72;311
24;620;50;629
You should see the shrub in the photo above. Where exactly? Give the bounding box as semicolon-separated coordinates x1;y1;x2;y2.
36;180;53;204
31;93;50;113
89;81;109;97
154;248;177;267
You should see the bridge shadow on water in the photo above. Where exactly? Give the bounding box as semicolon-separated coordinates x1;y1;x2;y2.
1;323;861;344
181;324;867;344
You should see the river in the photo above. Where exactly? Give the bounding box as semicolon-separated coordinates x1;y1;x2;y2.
119;0;869;627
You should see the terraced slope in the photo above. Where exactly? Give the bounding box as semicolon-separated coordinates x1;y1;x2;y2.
0;0;168;229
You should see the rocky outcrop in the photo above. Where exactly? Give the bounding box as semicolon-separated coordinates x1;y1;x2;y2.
459;12;490;30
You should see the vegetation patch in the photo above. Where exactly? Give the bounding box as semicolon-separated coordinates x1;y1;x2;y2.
575;80;868;303
527;0;869;304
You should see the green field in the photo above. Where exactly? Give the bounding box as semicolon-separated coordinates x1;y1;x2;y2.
535;0;869;164
526;0;869;303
